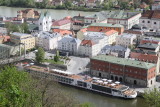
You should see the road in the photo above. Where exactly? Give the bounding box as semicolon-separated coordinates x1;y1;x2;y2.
66;56;90;74
25;51;55;60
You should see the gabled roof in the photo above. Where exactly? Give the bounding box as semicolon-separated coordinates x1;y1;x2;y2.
52;29;72;36
130;52;158;63
138;43;158;50
92;55;156;69
141;10;160;19
80;40;95;46
52;18;71;26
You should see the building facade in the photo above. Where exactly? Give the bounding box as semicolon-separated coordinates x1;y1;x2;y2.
78;32;108;57
90;55;156;87
17;9;40;19
58;35;81;55
38;12;52;31
11;32;35;50
116;33;137;48
52;17;72;30
33;31;62;50
85;11;141;29
100;45;130;58
140;10;160;30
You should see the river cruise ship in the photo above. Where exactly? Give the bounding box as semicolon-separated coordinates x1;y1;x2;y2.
19;64;137;99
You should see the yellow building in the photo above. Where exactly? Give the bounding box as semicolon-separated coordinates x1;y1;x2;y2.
11;32;35;50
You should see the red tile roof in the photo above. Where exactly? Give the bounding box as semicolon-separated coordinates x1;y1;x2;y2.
130;52;158;63
105;30;118;36
52;29;72;36
140;39;160;45
0;35;10;42
52;18;72;26
81;40;95;46
142;10;160;19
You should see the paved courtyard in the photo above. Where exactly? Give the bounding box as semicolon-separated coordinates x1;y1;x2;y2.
66;56;90;74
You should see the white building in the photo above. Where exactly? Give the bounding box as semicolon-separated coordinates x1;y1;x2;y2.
140;10;160;30
38;11;52;31
33;31;62;50
78;32;108;57
58;35;81;55
84;10;141;29
116;33;137;48
152;3;160;10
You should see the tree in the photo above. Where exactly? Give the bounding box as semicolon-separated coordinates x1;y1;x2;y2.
120;2;128;10
5;22;20;34
36;47;45;63
20;22;29;33
143;88;160;107
0;66;41;107
0;66;82;107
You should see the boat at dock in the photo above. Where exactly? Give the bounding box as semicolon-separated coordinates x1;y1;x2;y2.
18;64;137;99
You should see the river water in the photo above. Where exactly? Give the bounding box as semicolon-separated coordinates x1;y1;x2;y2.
0;6;95;20
0;6;147;107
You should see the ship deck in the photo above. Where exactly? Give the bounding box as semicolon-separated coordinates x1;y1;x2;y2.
20;65;130;92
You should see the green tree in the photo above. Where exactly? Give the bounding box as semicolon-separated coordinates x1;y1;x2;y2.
143;88;160;107
5;22;20;34
54;50;60;62
20;22;29;33
120;2;128;10
65;1;72;9
36;47;45;63
0;66;40;107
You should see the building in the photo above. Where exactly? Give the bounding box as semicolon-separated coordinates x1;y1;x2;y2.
52;0;63;6
0;43;20;59
38;11;52;31
140;10;160;30
130;49;159;74
137;43;159;53
87;23;124;35
72;14;85;31
85;11;141;29
52;17;72;30
17;9;40;19
78;32;108;57
77;26;119;43
140;37;160;45
58;35;81;55
52;29;72;37
152;3;160;10
11;32;35;50
90;55;156;87
100;45;130;58
33;31;62;50
0;27;7;35
116;33;137;48
0;35;10;44
86;0;96;8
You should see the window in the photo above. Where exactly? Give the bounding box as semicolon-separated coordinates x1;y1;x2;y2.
154;22;156;24
142;20;145;23
148;21;150;23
